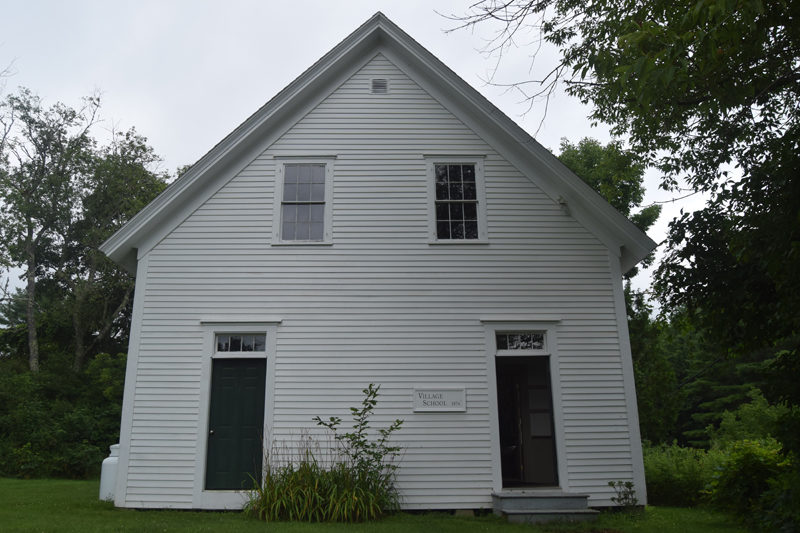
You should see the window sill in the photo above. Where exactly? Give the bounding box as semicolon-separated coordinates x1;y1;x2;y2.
428;240;489;246
271;242;333;247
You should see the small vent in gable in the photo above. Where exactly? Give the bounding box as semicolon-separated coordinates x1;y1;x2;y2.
371;78;388;94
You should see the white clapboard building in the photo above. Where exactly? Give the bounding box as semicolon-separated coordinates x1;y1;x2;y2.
100;12;655;516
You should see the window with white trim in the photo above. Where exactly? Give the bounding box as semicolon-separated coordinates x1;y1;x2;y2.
494;331;549;356
496;332;545;351
426;159;486;242
275;160;333;243
215;334;266;353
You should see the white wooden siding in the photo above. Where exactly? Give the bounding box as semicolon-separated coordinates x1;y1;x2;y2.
121;53;637;509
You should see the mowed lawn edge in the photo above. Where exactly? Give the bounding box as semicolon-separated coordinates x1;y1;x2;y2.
0;478;747;533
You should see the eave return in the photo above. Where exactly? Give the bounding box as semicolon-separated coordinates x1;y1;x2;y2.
492;489;599;524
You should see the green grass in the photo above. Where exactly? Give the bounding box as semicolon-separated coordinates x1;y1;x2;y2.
0;478;748;533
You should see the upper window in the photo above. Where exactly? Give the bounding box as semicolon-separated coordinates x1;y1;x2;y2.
426;159;486;243
275;160;333;244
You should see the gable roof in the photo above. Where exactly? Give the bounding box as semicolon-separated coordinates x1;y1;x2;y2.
100;12;656;273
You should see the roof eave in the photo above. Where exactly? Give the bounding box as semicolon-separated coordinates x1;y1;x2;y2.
374;16;657;269
100;13;389;267
100;12;657;275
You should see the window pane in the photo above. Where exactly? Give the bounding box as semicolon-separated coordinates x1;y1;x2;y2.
284;164;298;182
296;221;311;240
463;203;477;220
230;336;242;351
463;181;476;200
310;222;324;241
449;180;463;200
241;335;254;352
296;204;310;222
436;221;450;239
297;164;312;183
451;221;464;239
296;183;311;201
254;335;266;351
282;222;296;240
310;204;324;222
448;165;462;181
462;165;475;182
312;164;325;183
465;220;478;239
496;334;508;350
311;183;325;202
435;203;449;221
282;204;297;223
530;333;545;350
435;164;449;199
216;335;229;352
449;203;464;221
283;183;297;201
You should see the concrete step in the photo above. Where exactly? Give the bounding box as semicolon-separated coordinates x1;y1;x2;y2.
492;490;591;511
503;508;600;524
492;490;598;524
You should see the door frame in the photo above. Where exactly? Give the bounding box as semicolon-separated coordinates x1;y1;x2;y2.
192;319;280;509
481;318;568;493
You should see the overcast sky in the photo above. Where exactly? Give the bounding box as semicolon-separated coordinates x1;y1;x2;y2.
1;1;706;295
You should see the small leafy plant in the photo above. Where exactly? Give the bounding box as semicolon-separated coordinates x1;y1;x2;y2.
245;384;403;522
608;480;639;511
314;383;403;508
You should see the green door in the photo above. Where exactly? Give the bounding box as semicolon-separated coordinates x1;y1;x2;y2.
205;358;266;490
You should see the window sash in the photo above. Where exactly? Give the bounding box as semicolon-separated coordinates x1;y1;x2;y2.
434;163;479;240
280;163;327;242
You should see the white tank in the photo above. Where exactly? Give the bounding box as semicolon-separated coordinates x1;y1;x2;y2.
99;444;120;502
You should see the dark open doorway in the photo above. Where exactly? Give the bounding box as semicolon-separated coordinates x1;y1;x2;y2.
496;356;558;487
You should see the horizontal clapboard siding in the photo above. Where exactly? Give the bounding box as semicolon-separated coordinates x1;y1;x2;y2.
122;53;635;509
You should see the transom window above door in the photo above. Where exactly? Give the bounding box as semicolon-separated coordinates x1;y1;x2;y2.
215;334;266;352
496;331;546;352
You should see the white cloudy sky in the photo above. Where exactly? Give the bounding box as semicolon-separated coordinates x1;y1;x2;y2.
1;0;706;294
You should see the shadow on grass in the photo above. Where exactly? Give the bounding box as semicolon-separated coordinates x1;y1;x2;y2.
0;478;747;533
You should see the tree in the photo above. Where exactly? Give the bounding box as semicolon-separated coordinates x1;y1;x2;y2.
59;129;167;370
558;138;660;276
0;88;98;372
451;0;800;427
1;89;168;373
557;138;674;442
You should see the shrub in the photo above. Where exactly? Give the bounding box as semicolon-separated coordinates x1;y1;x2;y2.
708;439;792;523
245;384;403;522
758;466;800;533
246;453;383;522
608;480;639;511
643;442;720;506
708;388;790;447
0;352;125;479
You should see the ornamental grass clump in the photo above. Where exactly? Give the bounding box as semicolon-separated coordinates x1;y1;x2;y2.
245;384;402;522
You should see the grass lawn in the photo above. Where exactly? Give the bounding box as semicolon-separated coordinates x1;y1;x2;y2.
0;478;748;533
